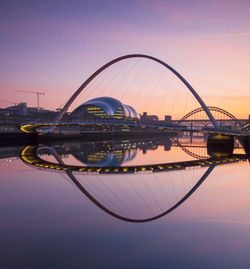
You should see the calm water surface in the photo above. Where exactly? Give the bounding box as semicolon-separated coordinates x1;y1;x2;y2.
0;137;249;268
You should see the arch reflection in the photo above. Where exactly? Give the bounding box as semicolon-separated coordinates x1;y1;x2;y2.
20;138;247;223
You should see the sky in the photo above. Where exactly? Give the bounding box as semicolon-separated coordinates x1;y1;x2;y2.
0;0;250;118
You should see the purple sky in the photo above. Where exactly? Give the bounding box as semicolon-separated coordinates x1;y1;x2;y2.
1;0;250;117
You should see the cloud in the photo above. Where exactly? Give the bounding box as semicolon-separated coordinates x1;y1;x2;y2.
216;32;250;37
201;219;250;225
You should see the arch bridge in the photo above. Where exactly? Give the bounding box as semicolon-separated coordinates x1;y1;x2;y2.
19;54;249;138
180;106;238;122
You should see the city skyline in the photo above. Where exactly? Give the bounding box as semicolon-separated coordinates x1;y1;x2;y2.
1;0;250;118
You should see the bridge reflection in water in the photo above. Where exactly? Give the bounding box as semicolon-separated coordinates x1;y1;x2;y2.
20;137;248;223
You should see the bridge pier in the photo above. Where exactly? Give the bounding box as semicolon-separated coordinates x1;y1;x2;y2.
238;136;250;161
207;134;234;157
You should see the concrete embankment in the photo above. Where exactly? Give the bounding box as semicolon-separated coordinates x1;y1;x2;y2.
0;132;38;146
0;130;177;146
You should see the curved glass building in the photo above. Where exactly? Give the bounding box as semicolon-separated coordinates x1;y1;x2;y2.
71;97;139;120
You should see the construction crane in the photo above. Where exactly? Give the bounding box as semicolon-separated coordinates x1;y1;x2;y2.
13;90;45;110
0;100;18;106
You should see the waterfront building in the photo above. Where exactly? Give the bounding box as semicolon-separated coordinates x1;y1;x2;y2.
70;97;139;121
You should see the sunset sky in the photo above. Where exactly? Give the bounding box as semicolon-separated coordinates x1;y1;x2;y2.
1;0;249;118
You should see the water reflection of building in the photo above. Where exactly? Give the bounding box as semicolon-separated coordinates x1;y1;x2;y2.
0;137;172;162
73;147;137;167
36;137;172;167
3;135;241;164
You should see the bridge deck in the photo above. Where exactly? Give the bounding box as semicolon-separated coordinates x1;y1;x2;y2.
19;121;250;137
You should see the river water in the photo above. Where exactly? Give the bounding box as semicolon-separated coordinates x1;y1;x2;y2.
0;136;249;268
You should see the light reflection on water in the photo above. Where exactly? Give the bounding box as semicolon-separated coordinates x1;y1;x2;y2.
0;136;249;268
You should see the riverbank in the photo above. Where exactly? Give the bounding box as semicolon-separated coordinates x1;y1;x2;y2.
0;130;178;146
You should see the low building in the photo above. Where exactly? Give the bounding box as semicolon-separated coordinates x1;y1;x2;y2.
140;112;158;122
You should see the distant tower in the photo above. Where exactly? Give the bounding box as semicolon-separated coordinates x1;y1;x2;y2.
19;103;28;114
165;115;172;122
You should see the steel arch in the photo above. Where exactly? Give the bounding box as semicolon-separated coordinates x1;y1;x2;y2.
54;54;220;129
180;106;238;122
